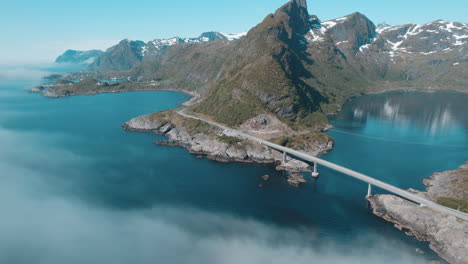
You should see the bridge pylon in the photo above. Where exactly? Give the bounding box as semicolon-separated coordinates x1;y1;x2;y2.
312;162;319;178
366;183;373;198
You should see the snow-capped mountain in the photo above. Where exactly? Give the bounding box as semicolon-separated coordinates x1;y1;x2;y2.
88;31;247;71
142;32;247;58
303;13;466;89
307;15;467;62
369;20;467;59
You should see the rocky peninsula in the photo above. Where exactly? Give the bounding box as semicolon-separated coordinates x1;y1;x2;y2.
123;109;333;185
368;163;468;264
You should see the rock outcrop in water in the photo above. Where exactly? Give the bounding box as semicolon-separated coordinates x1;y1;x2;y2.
123;110;333;184
368;163;468;264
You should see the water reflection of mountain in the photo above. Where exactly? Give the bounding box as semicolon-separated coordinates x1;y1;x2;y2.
334;91;468;135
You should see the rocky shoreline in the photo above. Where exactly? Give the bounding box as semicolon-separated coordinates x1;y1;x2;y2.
368;163;468;264
123;112;334;185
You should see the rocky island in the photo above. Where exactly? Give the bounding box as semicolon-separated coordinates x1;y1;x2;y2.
369;163;468;264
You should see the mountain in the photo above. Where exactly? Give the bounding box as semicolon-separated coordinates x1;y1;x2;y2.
55;49;104;64
48;0;467;129
89;31;247;72
127;0;467;127
358;20;468;88
129;0;372;126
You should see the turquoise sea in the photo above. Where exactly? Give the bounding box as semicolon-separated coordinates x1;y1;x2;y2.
0;66;466;263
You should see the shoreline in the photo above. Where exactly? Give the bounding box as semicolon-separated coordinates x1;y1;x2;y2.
36;81;467;184
32;78;468;261
121;113;332;186
368;163;468;264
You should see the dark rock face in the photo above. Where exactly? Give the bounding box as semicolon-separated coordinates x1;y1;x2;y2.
55;49;103;64
326;12;376;56
275;0;312;38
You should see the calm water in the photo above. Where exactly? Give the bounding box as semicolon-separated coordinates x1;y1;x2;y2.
1;69;466;263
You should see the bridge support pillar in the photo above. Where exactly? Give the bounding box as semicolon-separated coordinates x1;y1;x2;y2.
312;162;319;178
282;152;287;163
367;184;372;198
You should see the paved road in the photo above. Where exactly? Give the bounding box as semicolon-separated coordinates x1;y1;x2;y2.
177;109;468;221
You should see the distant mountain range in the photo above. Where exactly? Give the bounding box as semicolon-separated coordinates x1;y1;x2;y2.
51;0;467;128
55;31;247;71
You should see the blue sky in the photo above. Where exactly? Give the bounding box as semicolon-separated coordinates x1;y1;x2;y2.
1;0;466;64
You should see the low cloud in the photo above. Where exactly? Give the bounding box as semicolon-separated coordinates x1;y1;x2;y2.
0;66;50;80
0;114;428;264
0;39;118;66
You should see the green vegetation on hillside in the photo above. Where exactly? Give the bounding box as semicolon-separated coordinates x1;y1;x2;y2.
217;135;243;145
437;197;468;214
272;132;331;150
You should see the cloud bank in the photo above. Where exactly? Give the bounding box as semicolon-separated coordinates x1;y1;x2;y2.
0;91;429;264
0;39;118;66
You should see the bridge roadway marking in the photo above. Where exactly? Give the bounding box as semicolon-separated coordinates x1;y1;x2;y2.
177;110;468;221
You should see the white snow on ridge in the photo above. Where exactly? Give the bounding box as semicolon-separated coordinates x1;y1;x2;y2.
138;32;248;57
387;40;404;59
453;34;468;46
378;25;406;33
322;21;337;28
140;46;148;56
359;44;370;53
421;51;437;55
321;15;352;29
306;26;327;43
220;32;248;41
335;40;349;45
376;26;392;34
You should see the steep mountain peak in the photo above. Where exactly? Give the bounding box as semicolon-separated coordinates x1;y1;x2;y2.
273;0;311;37
293;0;308;8
307;12;376;57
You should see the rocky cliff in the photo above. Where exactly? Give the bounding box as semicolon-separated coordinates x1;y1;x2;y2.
122;109;333;185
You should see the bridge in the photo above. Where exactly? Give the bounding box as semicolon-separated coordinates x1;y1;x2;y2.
177;109;468;221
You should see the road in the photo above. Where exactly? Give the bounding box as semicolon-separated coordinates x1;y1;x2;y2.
177;109;468;221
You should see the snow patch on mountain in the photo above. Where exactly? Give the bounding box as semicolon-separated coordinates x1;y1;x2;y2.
220;32;248;41
139;32;247;58
307;26;327;42
370;19;467;60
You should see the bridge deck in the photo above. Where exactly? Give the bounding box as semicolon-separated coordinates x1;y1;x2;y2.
178;110;468;221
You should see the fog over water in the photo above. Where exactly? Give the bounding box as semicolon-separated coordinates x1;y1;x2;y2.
0;126;425;264
2;70;466;263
